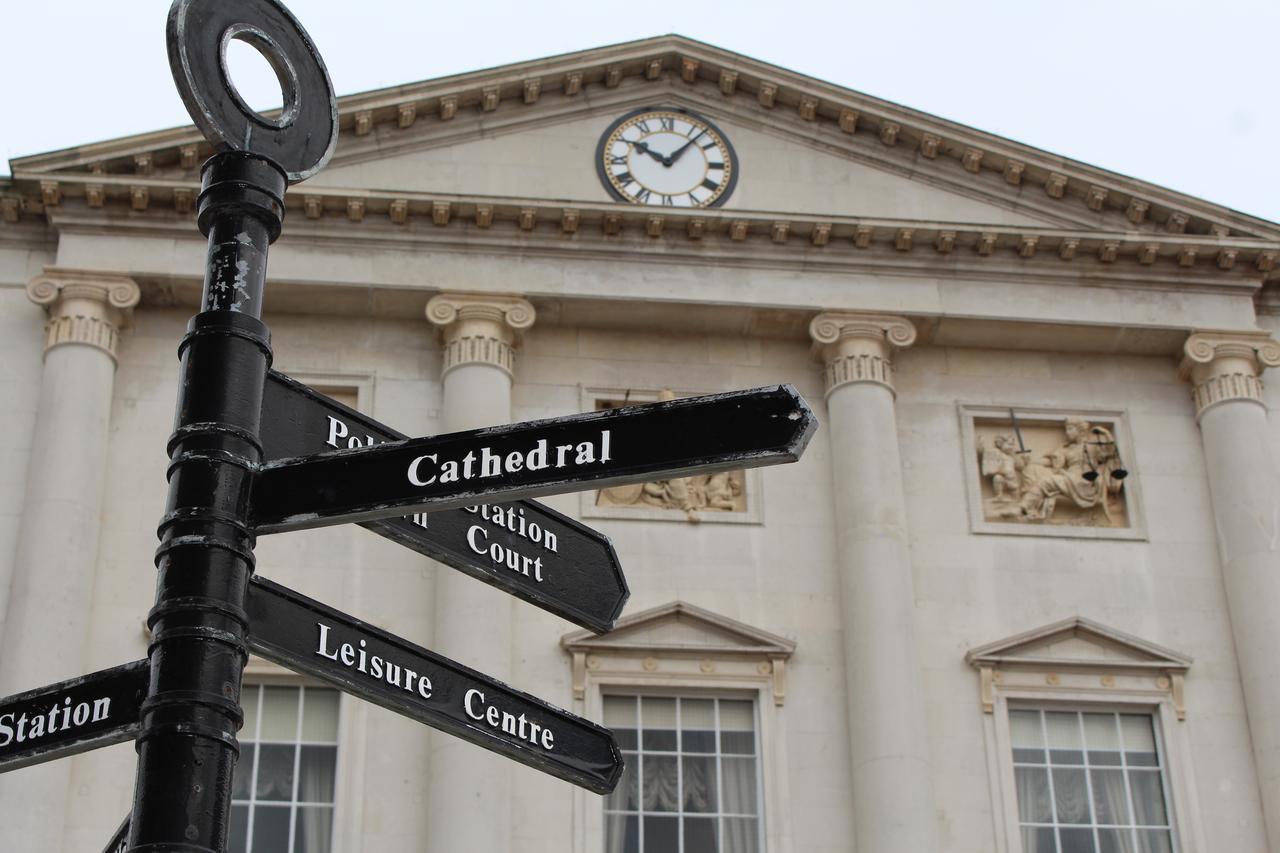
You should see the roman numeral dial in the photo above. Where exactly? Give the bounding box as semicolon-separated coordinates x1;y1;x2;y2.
596;108;738;209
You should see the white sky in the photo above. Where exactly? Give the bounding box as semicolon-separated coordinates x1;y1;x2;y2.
3;0;1277;223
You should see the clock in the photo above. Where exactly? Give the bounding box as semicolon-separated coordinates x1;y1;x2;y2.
596;107;738;208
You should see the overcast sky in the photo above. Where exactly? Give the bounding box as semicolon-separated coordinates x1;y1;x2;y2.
3;0;1277;223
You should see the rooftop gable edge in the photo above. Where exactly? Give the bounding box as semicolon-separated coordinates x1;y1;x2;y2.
8;35;1275;241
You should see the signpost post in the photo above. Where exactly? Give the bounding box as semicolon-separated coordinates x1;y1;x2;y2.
0;1;817;850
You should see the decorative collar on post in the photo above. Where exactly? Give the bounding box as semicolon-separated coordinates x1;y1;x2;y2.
1179;330;1280;420
808;312;917;398
426;292;536;378
26;267;141;362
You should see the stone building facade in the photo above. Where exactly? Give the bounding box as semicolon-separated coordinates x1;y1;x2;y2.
2;35;1279;853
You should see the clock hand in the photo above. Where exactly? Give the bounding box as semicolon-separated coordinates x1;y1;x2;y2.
665;130;707;166
627;139;668;164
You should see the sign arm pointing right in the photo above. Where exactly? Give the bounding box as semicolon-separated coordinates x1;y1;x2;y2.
251;385;816;532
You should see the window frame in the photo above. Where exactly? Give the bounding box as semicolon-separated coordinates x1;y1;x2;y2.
601;690;768;853
238;659;361;853
983;687;1206;853
563;602;795;853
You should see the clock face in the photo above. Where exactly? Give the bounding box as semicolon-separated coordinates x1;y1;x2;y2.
596;108;738;208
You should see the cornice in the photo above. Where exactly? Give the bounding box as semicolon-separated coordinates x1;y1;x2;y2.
20;177;1275;291
7;35;1276;242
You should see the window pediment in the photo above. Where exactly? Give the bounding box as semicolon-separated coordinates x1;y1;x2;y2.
561;601;795;704
967;617;1192;719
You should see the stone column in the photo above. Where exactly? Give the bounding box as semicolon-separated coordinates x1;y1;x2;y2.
423;292;535;853
0;268;139;853
1180;330;1280;844
809;312;938;853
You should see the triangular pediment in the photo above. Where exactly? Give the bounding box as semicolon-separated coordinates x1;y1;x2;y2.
966;616;1191;673
11;35;1279;241
307;92;1057;228
562;600;795;658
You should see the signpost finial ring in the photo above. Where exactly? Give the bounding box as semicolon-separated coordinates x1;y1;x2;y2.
167;0;338;183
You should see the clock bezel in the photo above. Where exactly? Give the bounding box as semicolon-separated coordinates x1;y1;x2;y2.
594;106;739;209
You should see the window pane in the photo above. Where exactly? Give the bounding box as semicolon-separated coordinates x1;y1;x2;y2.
1058;827;1095;853
1121;716;1158;766
240;687;260;739
681;699;716;752
1090;769;1131;825
604;696;638;728
261;687;299;741
723;817;759;853
607;754;639;812
255;744;296;802
1014;767;1052;823
228;804;249;853
1085;714;1123;766
250;805;291;852
643;816;678;853
720;729;755;756
1098;828;1135;853
640;695;676;751
643;756;678;811
298;746;337;804
1022;826;1055;853
232;745;256;800
684;816;718;853
293;805;333;853
301;689;339;742
720;700;754;730
1047;711;1084;765
1052;768;1092;824
722;757;758;815
642;697;677;728
605;814;638;853
1136;829;1172;853
683;756;717;812
1010;710;1044;747
1130;772;1168;825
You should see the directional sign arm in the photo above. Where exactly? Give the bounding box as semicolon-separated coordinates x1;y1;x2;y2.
260;371;629;632
0;660;148;774
244;576;624;793
251;384;815;532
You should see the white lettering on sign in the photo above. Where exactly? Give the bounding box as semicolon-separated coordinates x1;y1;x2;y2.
406;432;612;487
463;688;555;751
318;414;431;531
325;415;377;450
458;504;559;584
316;623;433;700
0;695;113;748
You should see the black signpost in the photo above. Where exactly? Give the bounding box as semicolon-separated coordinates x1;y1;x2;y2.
261;370;630;633
0;1;817;850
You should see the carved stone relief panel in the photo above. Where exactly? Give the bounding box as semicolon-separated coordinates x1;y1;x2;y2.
960;406;1145;540
580;388;762;524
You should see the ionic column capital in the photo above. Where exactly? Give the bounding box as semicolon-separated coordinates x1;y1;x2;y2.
26;267;141;361
808;312;917;397
426;292;536;378
1178;330;1280;419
